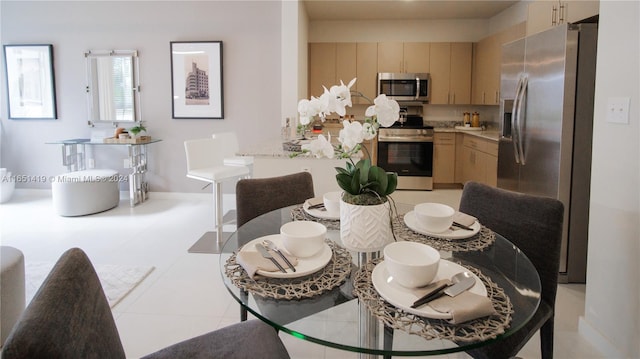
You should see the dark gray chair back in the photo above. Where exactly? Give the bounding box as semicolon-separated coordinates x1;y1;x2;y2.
2;248;126;358
2;248;291;359
236;172;315;227
459;181;564;359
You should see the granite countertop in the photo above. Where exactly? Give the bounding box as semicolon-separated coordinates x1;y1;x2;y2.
434;127;500;142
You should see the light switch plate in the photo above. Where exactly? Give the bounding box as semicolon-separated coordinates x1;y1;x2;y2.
606;97;630;124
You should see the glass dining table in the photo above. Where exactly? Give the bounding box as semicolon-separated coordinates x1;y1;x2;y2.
219;203;541;357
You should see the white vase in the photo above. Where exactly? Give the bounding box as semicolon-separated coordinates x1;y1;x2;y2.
340;199;392;252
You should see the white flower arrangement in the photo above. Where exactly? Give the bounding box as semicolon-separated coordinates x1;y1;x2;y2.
296;78;400;160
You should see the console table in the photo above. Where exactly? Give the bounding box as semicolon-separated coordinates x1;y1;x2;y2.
46;138;161;206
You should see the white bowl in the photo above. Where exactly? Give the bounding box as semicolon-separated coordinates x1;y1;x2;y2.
383;241;440;288
322;191;342;214
414;203;455;233
280;221;327;258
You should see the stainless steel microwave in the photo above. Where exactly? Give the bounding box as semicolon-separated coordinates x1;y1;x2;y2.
377;73;430;103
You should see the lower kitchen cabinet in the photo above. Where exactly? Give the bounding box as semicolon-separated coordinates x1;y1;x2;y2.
458;134;498;187
433;133;456;184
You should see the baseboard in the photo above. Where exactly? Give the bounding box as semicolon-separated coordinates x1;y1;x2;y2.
578;316;624;357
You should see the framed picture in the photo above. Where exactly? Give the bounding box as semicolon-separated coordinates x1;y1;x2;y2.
3;44;57;120
170;41;224;119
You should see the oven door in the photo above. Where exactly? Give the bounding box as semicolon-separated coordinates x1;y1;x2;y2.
377;141;433;177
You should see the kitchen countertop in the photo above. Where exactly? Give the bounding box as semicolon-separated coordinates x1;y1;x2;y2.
241;129;500;158
434;128;500;142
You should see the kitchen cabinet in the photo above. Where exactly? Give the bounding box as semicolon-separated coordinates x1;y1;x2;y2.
527;0;599;36
433;132;456;184
472;23;526;105
377;42;430;73
459;135;498;186
355;42;378;104
429;42;472;105
336;43;357;86
309;43;336;98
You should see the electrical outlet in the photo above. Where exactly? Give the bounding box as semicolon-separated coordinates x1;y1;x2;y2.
87;159;95;169
606;97;630;124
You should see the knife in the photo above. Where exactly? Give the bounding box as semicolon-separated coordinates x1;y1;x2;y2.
255;243;287;273
411;276;476;308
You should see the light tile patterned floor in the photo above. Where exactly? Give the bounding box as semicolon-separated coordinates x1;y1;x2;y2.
1;189;605;358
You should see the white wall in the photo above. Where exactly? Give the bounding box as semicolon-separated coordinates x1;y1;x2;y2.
0;1;282;193
579;1;640;357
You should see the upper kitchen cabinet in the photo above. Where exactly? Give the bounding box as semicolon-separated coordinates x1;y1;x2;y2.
377;42;430;74
429;42;472;105
527;0;599;35
309;43;336;98
472;22;526;105
355;43;378;104
336;43;357;85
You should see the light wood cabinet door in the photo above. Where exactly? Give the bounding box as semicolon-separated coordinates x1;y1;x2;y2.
526;1;599;36
485;153;498;187
429;43;451;104
434;133;456;183
336;43;356;85
356;42;378;104
377;42;403;73
309;43;336;98
403;42;430;73
449;43;472;105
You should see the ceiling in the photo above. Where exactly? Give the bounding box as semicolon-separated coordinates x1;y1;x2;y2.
303;0;520;21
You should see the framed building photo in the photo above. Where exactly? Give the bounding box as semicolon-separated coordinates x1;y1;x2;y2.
170;41;223;119
3;44;57;120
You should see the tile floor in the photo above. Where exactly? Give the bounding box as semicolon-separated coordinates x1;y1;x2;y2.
1;189;606;358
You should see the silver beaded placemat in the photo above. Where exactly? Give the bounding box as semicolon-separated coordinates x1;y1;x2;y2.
353;258;513;343
224;240;352;300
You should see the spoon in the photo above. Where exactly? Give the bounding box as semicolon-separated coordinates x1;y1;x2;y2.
262;239;296;272
411;271;475;308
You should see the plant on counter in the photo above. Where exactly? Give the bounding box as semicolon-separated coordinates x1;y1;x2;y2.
128;122;147;137
295;78;401;206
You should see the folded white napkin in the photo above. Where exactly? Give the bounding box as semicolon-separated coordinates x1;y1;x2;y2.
236;250;298;279
453;211;478;227
428;291;496;324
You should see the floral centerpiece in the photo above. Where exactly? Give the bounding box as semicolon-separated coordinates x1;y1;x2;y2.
295;78;401;251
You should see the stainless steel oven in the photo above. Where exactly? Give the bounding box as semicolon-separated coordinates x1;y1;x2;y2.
377;126;434;191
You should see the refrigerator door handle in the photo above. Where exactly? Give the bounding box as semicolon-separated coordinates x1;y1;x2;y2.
512;75;524;164
516;76;529;165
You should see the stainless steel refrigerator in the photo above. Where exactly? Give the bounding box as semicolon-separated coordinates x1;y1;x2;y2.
498;23;598;283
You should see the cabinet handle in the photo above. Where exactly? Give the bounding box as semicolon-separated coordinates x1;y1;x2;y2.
495;91;499;104
452;93;456;104
482;92;486;104
559;2;566;24
552;4;557;26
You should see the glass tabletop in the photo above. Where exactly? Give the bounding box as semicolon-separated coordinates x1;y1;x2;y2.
46;138;162;145
219;204;541;356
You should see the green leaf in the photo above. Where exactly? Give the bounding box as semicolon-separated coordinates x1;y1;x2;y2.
335;167;349;176
350;168;362;194
368;166;387;194
336;173;353;193
385;172;398;195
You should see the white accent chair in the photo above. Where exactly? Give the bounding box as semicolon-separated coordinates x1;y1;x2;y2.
184;133;251;253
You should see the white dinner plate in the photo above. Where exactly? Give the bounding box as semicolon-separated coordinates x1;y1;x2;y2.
239;234;333;279
303;198;340;220
371;259;487;319
404;211;481;240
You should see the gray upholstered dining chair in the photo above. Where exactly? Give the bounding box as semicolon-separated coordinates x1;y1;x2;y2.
1;248;290;359
234;171;315;321
236;171;315;228
458;181;564;359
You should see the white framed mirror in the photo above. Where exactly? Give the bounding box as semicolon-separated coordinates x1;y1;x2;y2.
85;50;141;124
